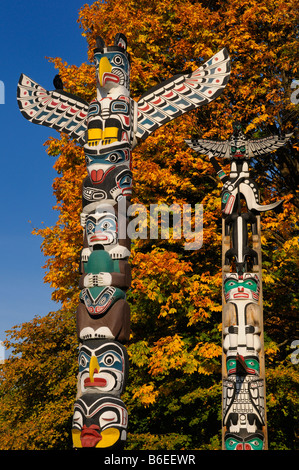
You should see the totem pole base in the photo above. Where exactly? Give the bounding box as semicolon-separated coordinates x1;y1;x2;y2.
221;216;268;450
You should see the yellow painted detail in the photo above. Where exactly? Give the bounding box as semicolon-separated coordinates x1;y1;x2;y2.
87;128;102;146
72;429;82;448
89;355;100;382
87;126;120;147
102;127;119;145
72;427;121;448
99;57;112;87
96;428;120;448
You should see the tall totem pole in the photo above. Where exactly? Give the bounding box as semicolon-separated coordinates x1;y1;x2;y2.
186;123;292;450
17;33;231;449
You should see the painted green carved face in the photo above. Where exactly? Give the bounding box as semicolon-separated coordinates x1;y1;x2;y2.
230;144;246;158
225;434;264;450
226;356;260;375
224;273;259;301
244;357;260;373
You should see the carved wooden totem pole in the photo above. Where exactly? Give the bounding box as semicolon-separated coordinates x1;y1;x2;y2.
186;122;292;450
17;33;230;449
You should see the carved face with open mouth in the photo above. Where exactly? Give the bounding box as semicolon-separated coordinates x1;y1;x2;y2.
84;147;131;184
78;339;128;395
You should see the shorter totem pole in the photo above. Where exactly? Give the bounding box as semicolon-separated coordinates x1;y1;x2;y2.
186;122;292;450
17;31;231;449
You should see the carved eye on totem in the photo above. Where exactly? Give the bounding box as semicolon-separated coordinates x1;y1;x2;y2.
106;152;122;163
72;409;83;430
111;54;124;66
79;352;90;370
246;359;255;367
102;353;117;367
86;221;95;235
100;219;115;231
100;410;118;428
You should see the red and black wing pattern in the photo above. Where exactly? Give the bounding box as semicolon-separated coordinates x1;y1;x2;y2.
17;74;89;145
136;48;231;141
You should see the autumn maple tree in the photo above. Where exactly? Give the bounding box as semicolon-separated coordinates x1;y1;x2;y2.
0;0;298;450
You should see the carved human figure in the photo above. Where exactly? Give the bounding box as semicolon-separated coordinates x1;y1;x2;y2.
223;273;261;357
80;201;131;261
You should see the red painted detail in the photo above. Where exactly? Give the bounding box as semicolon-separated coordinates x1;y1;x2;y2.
176;85;187;92
91;169;104;183
80;425;102;448
90;166;115;184
233;293;249;299
103;73;120;86
139;103;150;111
90;233;108;243
84;377;107;387
152;97;162;105
123;115;130;126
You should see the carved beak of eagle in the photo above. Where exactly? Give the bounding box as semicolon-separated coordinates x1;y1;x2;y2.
99;57;119;88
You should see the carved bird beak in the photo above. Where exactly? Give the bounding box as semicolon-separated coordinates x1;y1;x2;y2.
99;57;112;87
89;355;100;383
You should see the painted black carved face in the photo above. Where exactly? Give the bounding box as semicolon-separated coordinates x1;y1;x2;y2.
72;393;128;449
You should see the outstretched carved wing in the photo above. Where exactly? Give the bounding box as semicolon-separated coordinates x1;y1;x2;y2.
247;133;293;157
17;74;89;145
185;137;231;159
185;133;293;159
136;48;231;141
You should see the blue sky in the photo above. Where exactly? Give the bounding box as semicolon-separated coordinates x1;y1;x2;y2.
0;1;92;352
